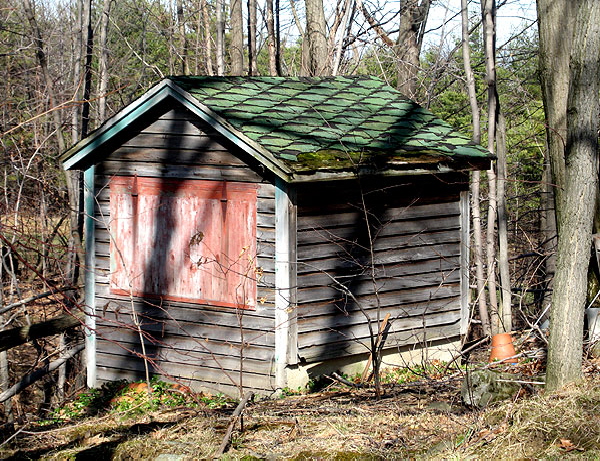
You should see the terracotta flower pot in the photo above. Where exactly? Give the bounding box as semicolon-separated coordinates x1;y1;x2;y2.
489;332;517;363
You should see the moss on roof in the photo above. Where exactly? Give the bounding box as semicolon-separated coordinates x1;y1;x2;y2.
171;76;491;173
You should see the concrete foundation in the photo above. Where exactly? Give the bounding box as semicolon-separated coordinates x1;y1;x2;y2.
286;337;462;390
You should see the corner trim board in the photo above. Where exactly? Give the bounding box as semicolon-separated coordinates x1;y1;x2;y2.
84;166;97;387
459;189;470;335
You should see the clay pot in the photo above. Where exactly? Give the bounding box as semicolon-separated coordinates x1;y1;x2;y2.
489;332;517;363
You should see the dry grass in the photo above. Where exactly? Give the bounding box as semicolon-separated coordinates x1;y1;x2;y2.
444;377;600;459
4;370;600;459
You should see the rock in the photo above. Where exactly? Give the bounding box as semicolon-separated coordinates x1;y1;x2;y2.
461;369;521;408
427;401;452;412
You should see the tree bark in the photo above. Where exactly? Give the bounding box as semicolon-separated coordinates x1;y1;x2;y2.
176;0;189;74
302;0;329;76
537;1;575;219
481;0;501;334
266;0;278;75
200;0;214;76
396;0;430;98
97;0;112;122
545;0;600;391
230;0;244;75
216;0;225;76
496;113;512;332
332;0;353;76
247;0;257;75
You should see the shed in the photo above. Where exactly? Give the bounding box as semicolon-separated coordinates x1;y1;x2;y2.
61;76;492;396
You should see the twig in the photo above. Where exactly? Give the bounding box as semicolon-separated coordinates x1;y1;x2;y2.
0;423;29;448
327;372;366;388
214;391;254;458
361;313;391;382
496;379;545;385
0;287;77;316
442;336;490;374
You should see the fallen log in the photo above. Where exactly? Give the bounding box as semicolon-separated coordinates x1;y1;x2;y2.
0;311;84;352
0;342;84;403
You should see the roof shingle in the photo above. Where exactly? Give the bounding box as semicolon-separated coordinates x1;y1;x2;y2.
171;75;491;173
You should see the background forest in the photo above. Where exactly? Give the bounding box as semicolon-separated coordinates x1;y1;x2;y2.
0;0;556;424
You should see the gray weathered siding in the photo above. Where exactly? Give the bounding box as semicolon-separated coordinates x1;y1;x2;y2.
295;175;469;362
91;104;277;395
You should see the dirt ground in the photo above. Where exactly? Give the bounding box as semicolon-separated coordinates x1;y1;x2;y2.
0;375;480;460
2;336;600;460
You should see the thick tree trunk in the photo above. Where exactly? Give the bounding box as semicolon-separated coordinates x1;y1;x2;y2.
200;0;214;76
545;0;600;391
230;0;244;75
247;0;257;75
396;0;430;98
266;0;277;75
302;0;329;76
537;0;574;217
539;151;557;323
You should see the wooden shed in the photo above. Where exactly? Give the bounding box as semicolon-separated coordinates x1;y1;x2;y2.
61;76;492;396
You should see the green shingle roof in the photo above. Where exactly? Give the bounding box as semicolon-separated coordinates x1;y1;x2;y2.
171;75;492;173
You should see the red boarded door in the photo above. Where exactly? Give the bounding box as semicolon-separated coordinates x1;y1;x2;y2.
109;176;258;309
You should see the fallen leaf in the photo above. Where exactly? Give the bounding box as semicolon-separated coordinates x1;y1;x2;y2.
556;438;584;452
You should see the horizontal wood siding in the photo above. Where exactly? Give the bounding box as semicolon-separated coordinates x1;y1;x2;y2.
295;175;469;362
92;104;277;394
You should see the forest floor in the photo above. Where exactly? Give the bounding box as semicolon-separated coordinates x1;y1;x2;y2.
2;341;600;460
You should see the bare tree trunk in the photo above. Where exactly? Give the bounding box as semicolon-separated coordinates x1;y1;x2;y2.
481;0;502;334
248;0;257;75
230;0;244;75
302;0;329;76
266;0;277;75
545;0;600;391
396;0;431;98
201;0;214;76
97;0;112;122
22;0;65;152
275;0;282;75
461;0;490;336
0;270;13;423
216;0;225;75
176;0;189;74
332;0;352;76
80;0;93;137
496;113;512;332
71;0;83;143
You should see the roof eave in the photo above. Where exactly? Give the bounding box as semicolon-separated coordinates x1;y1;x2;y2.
61;79;294;182
288;157;492;182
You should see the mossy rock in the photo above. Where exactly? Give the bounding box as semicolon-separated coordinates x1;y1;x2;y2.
461;369;522;408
